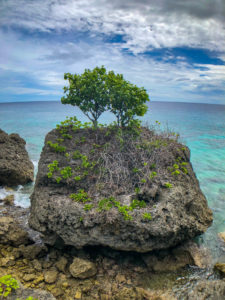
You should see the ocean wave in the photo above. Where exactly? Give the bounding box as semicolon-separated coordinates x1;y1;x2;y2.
0;183;33;208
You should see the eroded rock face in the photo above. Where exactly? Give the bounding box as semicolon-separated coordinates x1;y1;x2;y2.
0;216;31;246
182;280;225;300
0;129;34;186
29;126;213;252
8;286;56;300
69;257;97;279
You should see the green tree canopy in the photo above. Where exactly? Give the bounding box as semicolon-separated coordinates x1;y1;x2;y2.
107;71;149;127
61;66;150;128
61;66;108;128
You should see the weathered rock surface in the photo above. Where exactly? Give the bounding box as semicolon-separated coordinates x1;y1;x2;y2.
182;280;225;300
69;257;97;279
0;216;31;246
218;232;225;243
29;126;212;252
214;263;225;276
8;286;56;300
0;129;34;186
1;194;14;206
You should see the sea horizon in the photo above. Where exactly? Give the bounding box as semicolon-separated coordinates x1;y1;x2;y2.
1;99;225;107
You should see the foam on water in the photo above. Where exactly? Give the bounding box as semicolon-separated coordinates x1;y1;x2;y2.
0;184;33;208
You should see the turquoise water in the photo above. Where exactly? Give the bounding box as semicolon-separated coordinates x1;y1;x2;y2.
0;101;224;261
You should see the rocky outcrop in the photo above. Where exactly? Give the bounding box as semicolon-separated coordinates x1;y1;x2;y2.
0;201;220;300
29;125;213;252
0;129;34;186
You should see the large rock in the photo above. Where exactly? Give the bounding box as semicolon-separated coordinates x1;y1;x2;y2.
0;129;34;186
29;125;212;252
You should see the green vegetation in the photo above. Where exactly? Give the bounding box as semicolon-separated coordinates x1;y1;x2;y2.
61;66;109;128
168;159;188;176
149;171;157;179
47;160;59;178
47;141;66;153
0;275;19;298
61;66;149;128
0;275;38;300
164;182;173;188
106;70;149;127
60;166;72;179
96;197;147;221
70;190;91;203
84;204;94;211
142;212;152;221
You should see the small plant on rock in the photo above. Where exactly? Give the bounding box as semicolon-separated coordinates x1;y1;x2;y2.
0;275;19;299
70;189;91;203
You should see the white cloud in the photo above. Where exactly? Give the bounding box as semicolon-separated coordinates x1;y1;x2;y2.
0;1;224;104
1;0;225;53
0;27;224;104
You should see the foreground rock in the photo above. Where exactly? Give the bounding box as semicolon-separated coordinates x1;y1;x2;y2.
69;257;97;279
29;125;212;252
9;286;56;300
0;129;34;186
0;215;31;246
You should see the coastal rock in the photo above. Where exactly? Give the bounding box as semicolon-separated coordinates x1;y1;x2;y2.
2;194;14;206
214;263;225;276
8;287;56;300
69;257;97;279
218;232;225;243
0;216;31;246
0;129;34;186
29;126;212;252
43;268;58;283
183;280;225;300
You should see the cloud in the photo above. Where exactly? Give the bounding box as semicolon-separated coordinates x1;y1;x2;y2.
0;26;224;104
0;1;224;104
1;0;225;53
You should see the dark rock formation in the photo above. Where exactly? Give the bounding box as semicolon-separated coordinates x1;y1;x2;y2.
0;129;34;186
29;125;213;252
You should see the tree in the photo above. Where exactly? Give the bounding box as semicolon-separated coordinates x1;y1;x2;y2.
61;66;150;128
107;71;149;127
61;66;108;128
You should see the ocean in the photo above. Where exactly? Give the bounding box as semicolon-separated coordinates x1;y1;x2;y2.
0;100;225;262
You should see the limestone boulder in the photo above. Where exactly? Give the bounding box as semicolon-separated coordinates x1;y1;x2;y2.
29;126;212;252
0;129;34;186
69;257;97;279
0;216;31;246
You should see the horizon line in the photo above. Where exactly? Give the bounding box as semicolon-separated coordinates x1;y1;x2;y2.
0;100;225;106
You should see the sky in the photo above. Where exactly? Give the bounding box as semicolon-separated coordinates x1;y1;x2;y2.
0;0;225;104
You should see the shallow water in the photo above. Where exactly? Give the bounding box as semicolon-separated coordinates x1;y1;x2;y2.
0;100;224;264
